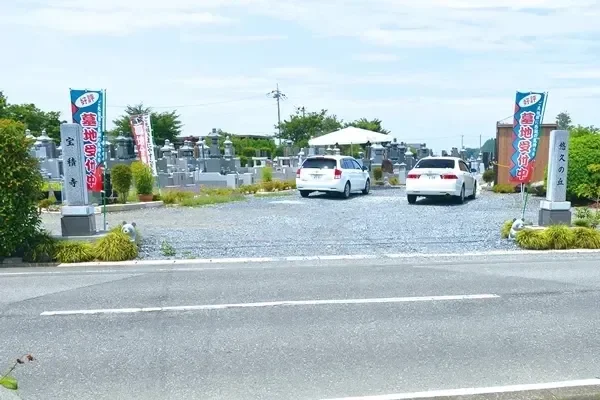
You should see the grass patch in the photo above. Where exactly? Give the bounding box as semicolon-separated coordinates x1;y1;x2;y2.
54;241;95;263
163;180;296;207
545;225;575;250
500;220;514;239
515;229;550;250
94;231;139;262
492;184;516;194
572;227;600;249
160;240;176;257
514;226;600;250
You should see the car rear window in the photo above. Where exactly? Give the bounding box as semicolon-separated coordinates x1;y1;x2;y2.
414;159;455;169
302;158;337;169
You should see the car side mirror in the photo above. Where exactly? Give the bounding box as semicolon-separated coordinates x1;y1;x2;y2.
362;166;368;171
470;168;477;173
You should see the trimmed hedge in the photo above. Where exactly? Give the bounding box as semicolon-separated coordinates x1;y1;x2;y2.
567;133;600;199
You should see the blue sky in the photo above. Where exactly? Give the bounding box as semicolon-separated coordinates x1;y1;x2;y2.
1;0;600;152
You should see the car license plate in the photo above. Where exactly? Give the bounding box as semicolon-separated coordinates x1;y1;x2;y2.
428;175;437;179
311;174;321;180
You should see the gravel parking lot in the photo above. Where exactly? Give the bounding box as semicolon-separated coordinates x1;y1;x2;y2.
41;189;542;259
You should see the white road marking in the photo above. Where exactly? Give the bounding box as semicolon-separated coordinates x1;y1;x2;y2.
269;200;304;204
321;379;600;400
40;294;499;316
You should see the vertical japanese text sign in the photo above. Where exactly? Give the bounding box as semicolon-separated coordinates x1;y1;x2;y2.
60;123;89;206
509;91;548;183
69;89;104;191
546;130;569;203
129;114;158;176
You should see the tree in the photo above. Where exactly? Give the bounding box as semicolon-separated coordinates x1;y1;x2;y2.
0;91;63;142
277;107;343;146
111;103;183;145
481;138;495;153
344;118;390;134
556;111;572;131
0;119;43;258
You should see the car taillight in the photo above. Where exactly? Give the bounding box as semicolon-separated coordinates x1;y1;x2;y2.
407;173;420;179
441;174;458;179
296;168;301;178
334;168;342;179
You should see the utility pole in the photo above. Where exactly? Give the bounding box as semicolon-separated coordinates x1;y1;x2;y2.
299;106;306;117
479;134;482;154
267;84;286;145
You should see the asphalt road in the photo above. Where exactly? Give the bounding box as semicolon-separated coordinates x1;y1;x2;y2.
40;189;541;259
1;252;600;400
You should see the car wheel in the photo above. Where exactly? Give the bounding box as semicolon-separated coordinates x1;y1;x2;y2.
455;185;465;204
407;194;417;204
469;182;477;199
362;179;370;195
342;181;351;199
300;190;310;198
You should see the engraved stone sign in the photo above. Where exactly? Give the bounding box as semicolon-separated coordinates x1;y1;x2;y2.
61;123;89;206
539;130;571;226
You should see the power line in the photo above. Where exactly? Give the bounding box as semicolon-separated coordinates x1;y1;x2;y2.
106;94;267;109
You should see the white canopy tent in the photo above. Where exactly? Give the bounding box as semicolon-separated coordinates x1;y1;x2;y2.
308;127;391;146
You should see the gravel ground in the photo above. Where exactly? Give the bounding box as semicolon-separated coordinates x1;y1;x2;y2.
41;189;542;259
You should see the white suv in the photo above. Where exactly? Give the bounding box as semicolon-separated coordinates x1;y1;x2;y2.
296;155;370;198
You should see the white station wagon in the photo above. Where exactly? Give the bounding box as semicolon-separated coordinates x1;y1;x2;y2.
296;155;370;198
405;156;477;204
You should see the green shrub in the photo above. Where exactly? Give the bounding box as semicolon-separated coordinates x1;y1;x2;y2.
22;230;56;263
492;184;515;193
133;163;154;195
111;164;133;203
389;176;400;186
55;241;95;263
38;198;54;211
573;219;593;228
162;190;194;205
0;119;43;258
239;156;248;167
261;167;273;182
545;225;575;250
160;240;176;256
500;220;513;239
373;167;383;181
567;133;600;200
572;227;600;249
515;229;550;250
482;169;494;183
94;231;138;261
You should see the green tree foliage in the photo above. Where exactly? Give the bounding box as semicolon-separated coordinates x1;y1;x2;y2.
110;164;133;203
0;119;43;258
217;132;276;158
570;124;599;137
0;91;63;141
277;107;343;146
556;111;572;130
111;103;182;145
567;128;600;200
481;138;495;153
344;118;390;134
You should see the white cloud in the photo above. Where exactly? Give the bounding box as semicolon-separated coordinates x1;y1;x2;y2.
352;53;401;63
180;34;287;43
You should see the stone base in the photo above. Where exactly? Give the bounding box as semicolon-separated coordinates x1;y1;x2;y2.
60;214;97;237
538;208;572;226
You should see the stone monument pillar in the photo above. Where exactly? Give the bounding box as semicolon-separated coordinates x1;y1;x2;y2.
539;130;571;226
59;123;97;237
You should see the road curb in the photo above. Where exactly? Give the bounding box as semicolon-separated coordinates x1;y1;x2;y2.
53;248;600;268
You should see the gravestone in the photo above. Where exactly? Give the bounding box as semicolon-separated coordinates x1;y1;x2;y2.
538;130;571;226
59;123;97;236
